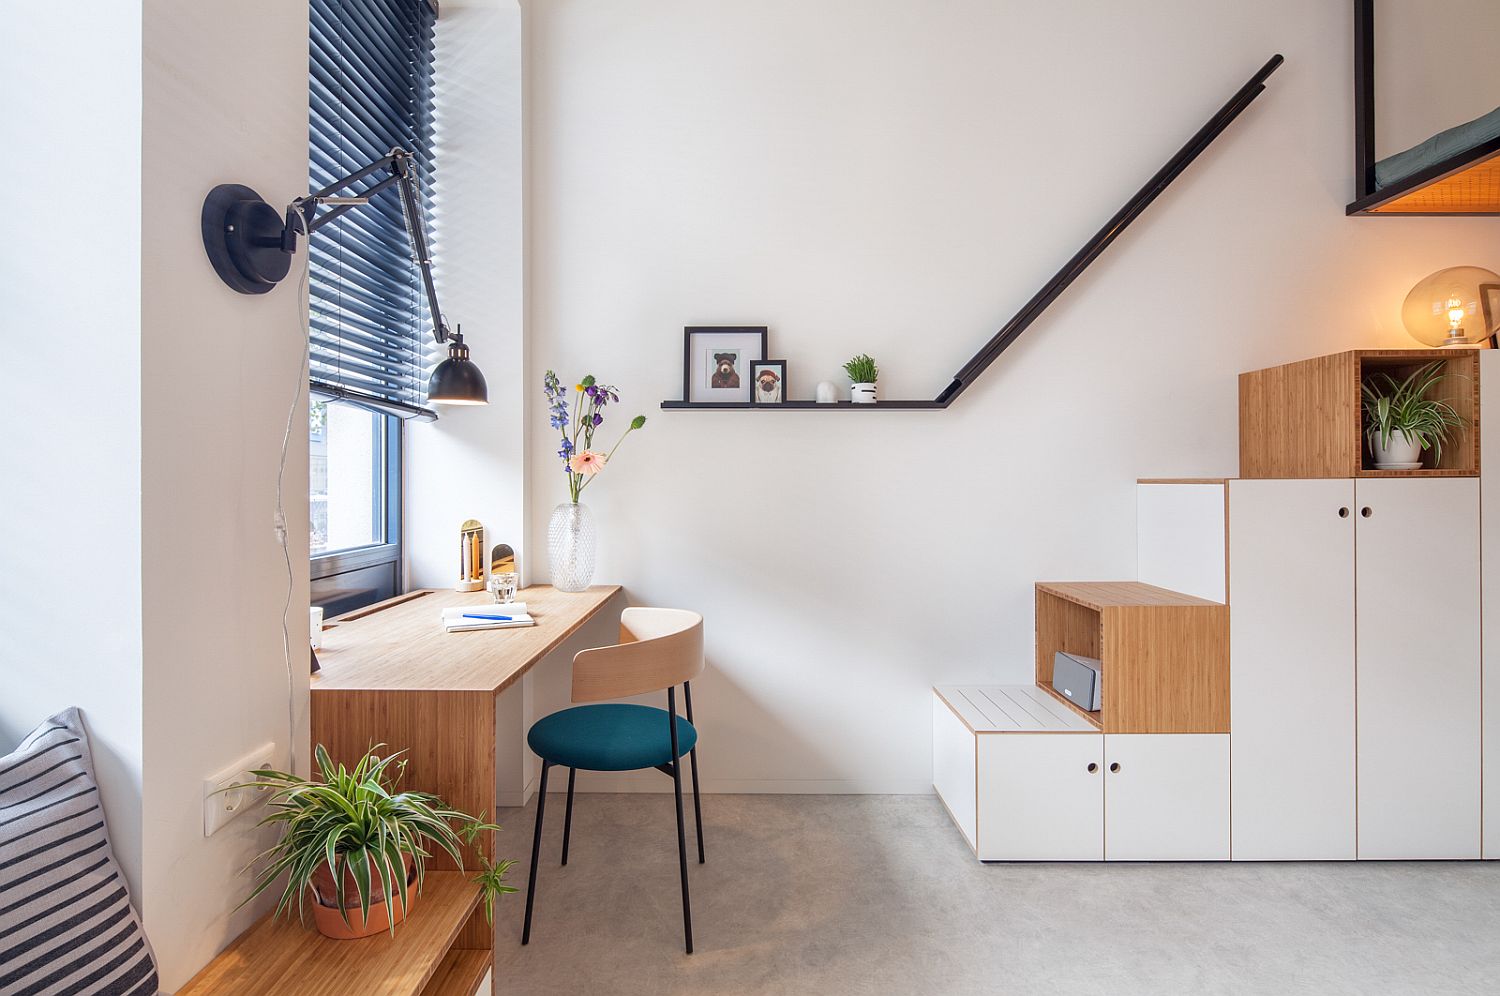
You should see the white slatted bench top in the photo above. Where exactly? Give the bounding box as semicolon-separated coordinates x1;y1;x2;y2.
934;685;1098;733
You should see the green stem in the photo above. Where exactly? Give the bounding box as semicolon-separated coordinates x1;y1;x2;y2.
576;424;638;496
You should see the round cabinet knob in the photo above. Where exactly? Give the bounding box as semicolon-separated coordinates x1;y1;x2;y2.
1086;762;1099;773
1361;507;1373;518
1108;762;1121;773
1338;507;1350;518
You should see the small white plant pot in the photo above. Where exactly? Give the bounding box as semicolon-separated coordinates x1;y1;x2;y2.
815;381;840;404
1370;430;1423;469
850;382;877;404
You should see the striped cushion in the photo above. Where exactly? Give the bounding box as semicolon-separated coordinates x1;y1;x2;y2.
0;709;158;996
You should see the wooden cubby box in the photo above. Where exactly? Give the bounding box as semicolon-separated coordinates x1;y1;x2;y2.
1034;582;1228;734
1239;348;1480;479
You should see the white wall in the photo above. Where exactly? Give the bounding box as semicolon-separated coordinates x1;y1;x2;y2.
525;0;1500;793
407;0;528;589
138;2;311;988
1376;0;1500;157
0;0;146;896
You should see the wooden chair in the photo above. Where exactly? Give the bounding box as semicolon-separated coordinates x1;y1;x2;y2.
521;607;705;953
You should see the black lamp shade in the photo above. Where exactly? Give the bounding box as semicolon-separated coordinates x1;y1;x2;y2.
428;343;488;405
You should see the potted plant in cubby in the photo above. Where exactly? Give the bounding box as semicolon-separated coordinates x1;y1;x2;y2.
844;353;879;404
233;745;517;939
1360;360;1467;470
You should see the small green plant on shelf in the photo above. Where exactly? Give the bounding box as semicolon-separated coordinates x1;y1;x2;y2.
842;353;879;384
231;744;517;938
1360;360;1467;468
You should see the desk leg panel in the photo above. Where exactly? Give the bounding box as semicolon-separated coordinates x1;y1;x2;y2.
311;689;497;868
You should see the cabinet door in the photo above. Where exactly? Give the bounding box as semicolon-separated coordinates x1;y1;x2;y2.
1103;734;1228;861
1228;479;1356;860
1355;478;1481;859
1481;352;1500;859
976;734;1102;860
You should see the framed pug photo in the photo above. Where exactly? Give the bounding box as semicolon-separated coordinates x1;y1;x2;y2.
683;326;768;403
750;360;787;405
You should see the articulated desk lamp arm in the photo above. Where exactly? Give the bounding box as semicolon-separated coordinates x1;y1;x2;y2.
201;147;487;405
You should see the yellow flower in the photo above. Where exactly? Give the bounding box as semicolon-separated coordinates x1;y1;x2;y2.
575;384;584;391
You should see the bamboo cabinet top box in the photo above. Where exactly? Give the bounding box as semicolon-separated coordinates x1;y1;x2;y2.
1034;582;1229;735
1238;348;1480;479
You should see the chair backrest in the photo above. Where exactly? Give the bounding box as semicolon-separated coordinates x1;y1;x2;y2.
571;607;704;703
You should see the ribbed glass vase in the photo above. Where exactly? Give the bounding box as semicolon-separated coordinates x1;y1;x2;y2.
547;501;597;592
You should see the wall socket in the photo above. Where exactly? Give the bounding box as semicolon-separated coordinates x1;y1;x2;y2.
203;742;277;838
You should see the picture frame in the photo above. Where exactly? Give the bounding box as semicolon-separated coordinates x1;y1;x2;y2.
682;326;768;403
750;360;787;405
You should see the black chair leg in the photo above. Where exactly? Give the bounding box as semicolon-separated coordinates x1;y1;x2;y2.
668;687;694;954
688;747;705;864
684;680;705;864
521;761;551;945
561;767;576;866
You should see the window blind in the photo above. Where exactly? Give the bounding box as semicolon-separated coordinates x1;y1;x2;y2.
309;0;439;420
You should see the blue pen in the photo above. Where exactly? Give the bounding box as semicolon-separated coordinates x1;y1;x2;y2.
462;613;513;621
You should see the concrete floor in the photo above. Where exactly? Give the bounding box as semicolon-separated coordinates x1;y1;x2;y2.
491;793;1500;995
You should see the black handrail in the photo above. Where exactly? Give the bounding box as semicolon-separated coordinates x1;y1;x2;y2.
934;53;1284;407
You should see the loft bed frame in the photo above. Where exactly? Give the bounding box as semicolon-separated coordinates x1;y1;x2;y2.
1348;0;1500;215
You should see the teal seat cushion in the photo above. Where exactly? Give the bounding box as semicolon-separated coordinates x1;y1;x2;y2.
1376;105;1500;188
528;703;697;772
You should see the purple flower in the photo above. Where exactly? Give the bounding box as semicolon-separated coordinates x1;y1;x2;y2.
593;413;603;426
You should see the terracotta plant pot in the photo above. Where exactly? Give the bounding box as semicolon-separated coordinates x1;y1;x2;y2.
309;852;418;940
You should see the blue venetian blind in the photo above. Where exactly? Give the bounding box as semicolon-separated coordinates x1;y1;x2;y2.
308;0;438;419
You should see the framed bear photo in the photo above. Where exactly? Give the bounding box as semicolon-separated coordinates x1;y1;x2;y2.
682;326;768;404
751;360;787;405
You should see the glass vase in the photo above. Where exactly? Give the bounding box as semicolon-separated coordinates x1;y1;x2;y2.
548;501;597;592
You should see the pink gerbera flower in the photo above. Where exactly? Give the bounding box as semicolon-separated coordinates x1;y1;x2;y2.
568;450;608;476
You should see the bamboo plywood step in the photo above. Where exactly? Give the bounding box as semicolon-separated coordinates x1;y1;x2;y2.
177;872;486;996
1035;581;1228;735
420;950;492;996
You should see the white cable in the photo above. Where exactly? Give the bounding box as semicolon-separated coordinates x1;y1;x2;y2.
275;208;312;776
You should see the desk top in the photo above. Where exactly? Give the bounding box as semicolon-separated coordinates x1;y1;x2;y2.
312;585;622;694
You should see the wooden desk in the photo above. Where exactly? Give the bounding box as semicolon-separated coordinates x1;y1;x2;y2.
309;584;623;984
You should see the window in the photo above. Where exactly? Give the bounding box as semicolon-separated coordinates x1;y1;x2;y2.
310;400;391;557
309;0;437;613
309;401;402;616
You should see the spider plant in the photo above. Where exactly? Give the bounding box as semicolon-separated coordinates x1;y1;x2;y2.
1360;360;1467;465
232;744;517;933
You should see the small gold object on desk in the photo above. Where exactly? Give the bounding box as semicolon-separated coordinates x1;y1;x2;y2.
490;543;516;574
457;519;485;591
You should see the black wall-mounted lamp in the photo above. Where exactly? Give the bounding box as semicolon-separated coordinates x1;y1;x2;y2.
200;148;488;406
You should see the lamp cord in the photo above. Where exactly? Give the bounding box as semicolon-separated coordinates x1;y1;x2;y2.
275;208;312;777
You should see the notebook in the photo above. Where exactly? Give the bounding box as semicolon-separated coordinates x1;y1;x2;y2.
441;604;535;632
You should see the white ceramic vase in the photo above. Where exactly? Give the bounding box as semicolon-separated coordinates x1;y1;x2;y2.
1369;429;1422;469
815;381;840;404
850;382;877;404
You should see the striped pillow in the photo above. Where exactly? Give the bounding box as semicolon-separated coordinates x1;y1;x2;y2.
0;709;159;996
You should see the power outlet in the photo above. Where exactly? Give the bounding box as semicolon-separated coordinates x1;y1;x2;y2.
203;742;277;838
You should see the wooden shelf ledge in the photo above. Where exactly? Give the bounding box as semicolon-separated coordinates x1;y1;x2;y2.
178;872;487;996
1035;580;1223;610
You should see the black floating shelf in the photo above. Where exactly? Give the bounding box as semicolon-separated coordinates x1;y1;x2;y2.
661;54;1282;415
661;400;946;410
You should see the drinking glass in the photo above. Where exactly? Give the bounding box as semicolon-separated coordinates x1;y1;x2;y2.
487;571;519;605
